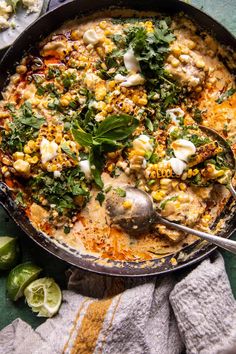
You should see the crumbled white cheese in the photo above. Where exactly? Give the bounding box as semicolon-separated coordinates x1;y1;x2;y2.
169;157;187;175
123;48;140;73
120;73;145;87
172;139;196;161
40;138;58;164
133;135;153;154
84;72;101;90
79;160;91;179
22;0;39;13
83;29;100;45
53;171;61;178
0;1;12;30
166;108;185;124
114;74;127;82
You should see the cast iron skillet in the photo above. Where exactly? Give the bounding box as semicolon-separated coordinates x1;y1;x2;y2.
0;0;235;276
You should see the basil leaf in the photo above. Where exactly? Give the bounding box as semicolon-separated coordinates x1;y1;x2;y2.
61;142;77;160
89;149;104;189
95;192;105;206
95;114;139;141
72;128;93;147
19;115;45;129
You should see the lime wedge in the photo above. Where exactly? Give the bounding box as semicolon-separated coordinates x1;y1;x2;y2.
0;236;20;271
24;277;62;318
7;262;42;301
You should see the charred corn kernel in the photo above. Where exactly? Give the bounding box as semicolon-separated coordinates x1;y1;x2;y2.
172;46;181;56
150;170;157;179
2;157;12;166
196;60;205;69
107;163;114;172
192;169;199;176
202;214;211;223
188;141;223;167
138;97;148;106
179;182;187;191
60;97;70;107
16;65;27;74
23;146;32;154
13;152;24;160
99;20;107;29
171;58;180;67
27;140;36;149
71;29;82;40
123;200;132;209
156;168;174;178
106;105;113;113
27;156;39;164
152;190;166;201
96;47;104;57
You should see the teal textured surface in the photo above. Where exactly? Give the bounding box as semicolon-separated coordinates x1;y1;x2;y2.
0;0;236;331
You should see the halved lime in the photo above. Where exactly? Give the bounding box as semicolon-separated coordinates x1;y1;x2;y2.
7;262;42;301
24;277;62;318
0;236;20;271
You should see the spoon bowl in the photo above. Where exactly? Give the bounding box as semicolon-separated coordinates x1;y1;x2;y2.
106;185;236;254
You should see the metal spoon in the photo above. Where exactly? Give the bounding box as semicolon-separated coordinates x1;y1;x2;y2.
106;186;236;254
199;125;236;199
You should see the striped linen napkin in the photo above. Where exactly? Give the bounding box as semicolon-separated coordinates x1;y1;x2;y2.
1;253;236;354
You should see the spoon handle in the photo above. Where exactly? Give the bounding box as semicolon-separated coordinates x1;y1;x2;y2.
156;215;236;254
229;182;236;199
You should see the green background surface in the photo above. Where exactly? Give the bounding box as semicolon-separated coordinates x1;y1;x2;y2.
0;0;236;331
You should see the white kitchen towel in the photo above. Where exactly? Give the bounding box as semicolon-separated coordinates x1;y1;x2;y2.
0;253;236;354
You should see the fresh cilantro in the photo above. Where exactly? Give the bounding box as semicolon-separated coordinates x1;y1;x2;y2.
29;167;90;215
47;66;61;79
62;71;77;90
1;102;45;152
193;108;203;124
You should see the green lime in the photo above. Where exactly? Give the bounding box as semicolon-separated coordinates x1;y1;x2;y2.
0;236;20;271
7;262;42;301
24;277;62;318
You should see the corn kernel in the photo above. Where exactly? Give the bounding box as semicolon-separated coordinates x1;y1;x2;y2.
171;58;180;68
172;46;181;56
150;171;157;179
99;21;107;29
195;86;202;93
187;169;193;178
192;169;199;176
160;178;172;186
108;80;116;90
196;60;205;69
95;85;107;101
24;146;32;154
16;65;27;74
2;157;12;166
179;54;190;63
107;163;114;172
13;159;30;175
152;190;166;201
138;97;148;106
187;40;196;50
27;156;39;164
60;97;70;107
123;200;132;209
2;166;8;174
12;151;25;160
179;182;187;191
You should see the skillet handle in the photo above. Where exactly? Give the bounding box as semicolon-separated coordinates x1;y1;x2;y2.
0;182;8;205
